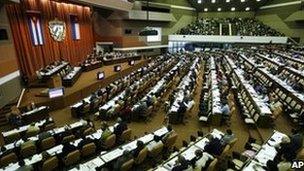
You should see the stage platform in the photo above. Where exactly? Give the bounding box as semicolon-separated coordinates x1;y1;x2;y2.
19;60;149;111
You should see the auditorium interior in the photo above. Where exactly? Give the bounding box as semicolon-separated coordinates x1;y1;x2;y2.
0;0;304;170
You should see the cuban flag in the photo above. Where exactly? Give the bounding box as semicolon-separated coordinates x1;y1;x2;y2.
70;15;80;40
28;15;44;46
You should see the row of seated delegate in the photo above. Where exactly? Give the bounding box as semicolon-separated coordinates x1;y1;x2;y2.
177;18;283;37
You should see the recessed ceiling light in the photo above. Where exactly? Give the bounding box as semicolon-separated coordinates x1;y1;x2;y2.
256;0;261;1
245;7;250;11
204;8;208;12
231;7;235;11
226;0;230;2
197;0;202;3
212;0;216;3
217;8;222;11
241;0;245;2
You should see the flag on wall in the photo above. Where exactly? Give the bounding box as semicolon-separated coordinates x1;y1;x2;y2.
27;15;44;46
70;15;80;40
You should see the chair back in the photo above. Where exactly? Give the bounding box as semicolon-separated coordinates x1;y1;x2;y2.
148;142;164;158
81;143;96;157
207;158;218;171
221;145;231;157
44;123;55;131
64;150;81;166
83;127;94;136
62;135;75;143
297;148;304;160
41;137;56;150
104;134;116;149
135;147;148;164
21;144;36;158
6;132;20;144
121;129;132;142
26;129;40;138
229;138;238;149
42;156;58;171
120;159;134;171
0;153;18;167
164;132;178;148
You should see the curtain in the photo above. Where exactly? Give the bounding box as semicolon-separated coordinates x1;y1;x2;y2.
6;0;94;80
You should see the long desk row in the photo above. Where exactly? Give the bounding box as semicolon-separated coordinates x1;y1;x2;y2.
1;121;107;171
242;130;287;171
38;61;69;79
62;67;82;87
0;119;86;161
239;53;304;124
69;126;170;171
225;55;273;127
169;57;200;114
132;58;184;111
2;109;51;143
256;53;304;88
98;56;178;118
70;55;168;117
274;51;304;69
154;129;224;171
199;56;223;126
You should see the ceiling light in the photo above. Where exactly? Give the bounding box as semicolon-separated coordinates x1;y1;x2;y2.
212;0;216;3
231;7;235;11
197;0;202;3
241;0;245;2
226;0;230;2
217;8;221;11
204;8;208;12
256;0;261;1
245;7;250;11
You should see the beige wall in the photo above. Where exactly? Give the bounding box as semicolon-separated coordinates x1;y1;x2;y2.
256;3;304;44
0;5;22;108
0;5;19;77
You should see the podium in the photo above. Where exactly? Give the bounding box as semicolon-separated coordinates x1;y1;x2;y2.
47;75;62;88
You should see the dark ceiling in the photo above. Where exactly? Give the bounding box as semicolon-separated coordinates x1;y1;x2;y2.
188;0;271;12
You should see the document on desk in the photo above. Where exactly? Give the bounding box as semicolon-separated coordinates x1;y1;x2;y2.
47;145;63;156
181;146;200;161
101;148;123;162
139;134;154;144
195;138;209;150
69;122;82;129
122;141;137;151
154;127;168;137
163;157;178;170
91;157;105;167
54;127;65;134
24;154;43;165
2;163;20;171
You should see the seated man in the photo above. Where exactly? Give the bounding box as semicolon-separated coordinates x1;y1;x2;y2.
172;155;190;171
100;122;112;143
60;142;77;158
26;123;40;135
38;131;52;143
16;160;33;171
204;134;224;156
20;137;35;149
191;150;214;170
147;135;163;152
8;106;22;127
78;136;94;149
132;140;145;158
113;150;133;171
114;117;128;138
220;129;235;146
